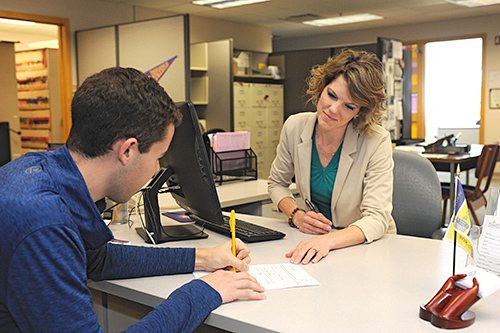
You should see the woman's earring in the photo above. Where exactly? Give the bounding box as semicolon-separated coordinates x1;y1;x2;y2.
352;116;359;128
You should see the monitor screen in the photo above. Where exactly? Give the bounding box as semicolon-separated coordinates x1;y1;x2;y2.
0;122;12;167
160;101;225;225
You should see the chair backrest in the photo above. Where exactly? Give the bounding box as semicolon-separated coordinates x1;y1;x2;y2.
392;150;442;238
472;144;500;199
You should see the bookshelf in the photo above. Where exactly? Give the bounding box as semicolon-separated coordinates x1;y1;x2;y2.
16;49;61;153
191;42;209;105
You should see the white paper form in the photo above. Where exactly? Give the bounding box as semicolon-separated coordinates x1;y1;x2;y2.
476;215;500;275
248;263;320;290
193;263;320;290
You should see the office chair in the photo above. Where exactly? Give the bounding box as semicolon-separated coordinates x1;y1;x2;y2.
392;150;443;238
441;144;500;226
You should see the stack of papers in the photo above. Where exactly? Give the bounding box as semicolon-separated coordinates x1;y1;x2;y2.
212;132;250;152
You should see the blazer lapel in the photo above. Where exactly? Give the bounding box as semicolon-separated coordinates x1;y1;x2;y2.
296;114;317;199
331;124;358;208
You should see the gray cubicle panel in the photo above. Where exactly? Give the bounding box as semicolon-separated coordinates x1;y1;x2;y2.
118;15;189;103
76;15;189;103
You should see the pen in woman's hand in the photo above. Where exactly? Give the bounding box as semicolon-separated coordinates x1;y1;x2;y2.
305;198;320;213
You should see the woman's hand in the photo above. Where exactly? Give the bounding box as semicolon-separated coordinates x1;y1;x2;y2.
286;233;332;265
286;226;366;265
295;210;332;235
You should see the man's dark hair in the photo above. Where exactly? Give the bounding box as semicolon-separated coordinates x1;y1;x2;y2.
67;67;182;158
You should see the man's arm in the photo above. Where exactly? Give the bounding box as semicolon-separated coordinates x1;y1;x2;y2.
87;243;195;281
8;226;101;332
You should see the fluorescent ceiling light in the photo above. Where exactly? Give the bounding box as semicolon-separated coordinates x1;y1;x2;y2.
445;0;500;7
192;0;271;9
303;13;384;27
0;18;35;25
28;39;59;49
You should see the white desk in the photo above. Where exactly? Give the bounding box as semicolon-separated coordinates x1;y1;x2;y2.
157;179;298;218
89;214;500;332
158;179;272;210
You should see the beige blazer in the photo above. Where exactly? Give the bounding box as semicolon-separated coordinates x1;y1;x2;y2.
268;112;397;243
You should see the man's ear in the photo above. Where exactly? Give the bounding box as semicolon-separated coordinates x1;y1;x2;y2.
117;138;139;166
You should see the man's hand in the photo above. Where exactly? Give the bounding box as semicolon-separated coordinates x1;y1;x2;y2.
200;270;266;303
195;239;251;272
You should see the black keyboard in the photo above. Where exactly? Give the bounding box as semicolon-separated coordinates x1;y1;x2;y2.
193;215;285;243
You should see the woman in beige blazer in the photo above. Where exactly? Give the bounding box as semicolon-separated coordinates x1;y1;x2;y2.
268;49;397;265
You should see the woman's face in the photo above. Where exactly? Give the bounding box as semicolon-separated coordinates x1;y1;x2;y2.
316;76;360;133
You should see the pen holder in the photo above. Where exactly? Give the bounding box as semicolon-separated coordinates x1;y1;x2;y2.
419;274;480;329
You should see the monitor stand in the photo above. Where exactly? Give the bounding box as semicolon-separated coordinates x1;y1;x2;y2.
136;224;207;244
136;167;208;244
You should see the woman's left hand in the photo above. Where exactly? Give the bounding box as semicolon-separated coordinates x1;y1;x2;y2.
286;234;332;265
286;226;366;265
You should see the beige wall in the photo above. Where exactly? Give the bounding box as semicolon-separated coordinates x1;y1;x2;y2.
3;1;499;154
0;0;272;87
190;16;272;53
274;14;500;147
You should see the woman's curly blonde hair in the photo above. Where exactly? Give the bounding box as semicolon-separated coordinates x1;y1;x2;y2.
306;49;387;134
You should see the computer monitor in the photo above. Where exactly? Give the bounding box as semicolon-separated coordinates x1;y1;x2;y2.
137;101;286;244
136;101;225;244
0;122;12;167
160;101;227;225
135;101;221;244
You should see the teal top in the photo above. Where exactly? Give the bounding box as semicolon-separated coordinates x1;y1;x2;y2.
311;128;343;221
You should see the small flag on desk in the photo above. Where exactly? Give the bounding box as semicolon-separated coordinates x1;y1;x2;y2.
444;175;474;259
144;55;177;82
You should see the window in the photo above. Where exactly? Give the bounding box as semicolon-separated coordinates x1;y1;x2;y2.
424;38;483;142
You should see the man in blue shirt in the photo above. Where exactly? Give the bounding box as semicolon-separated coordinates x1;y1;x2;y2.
0;67;265;332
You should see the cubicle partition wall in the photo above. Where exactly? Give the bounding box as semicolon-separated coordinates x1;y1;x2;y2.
76;26;117;85
199;39;233;131
76;15;190;103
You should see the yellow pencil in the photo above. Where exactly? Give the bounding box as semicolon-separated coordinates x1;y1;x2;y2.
230;210;236;272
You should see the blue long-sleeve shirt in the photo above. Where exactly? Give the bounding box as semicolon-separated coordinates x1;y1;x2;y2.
0;146;221;332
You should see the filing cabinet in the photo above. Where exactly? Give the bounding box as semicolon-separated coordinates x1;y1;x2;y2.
233;82;284;179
